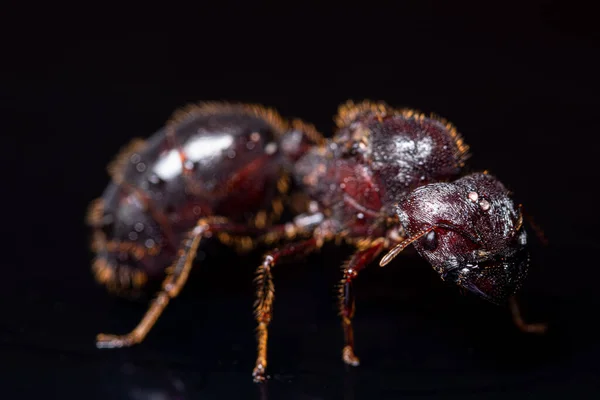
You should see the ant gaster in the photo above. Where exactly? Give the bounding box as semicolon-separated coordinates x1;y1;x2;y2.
87;102;323;344
87;100;546;383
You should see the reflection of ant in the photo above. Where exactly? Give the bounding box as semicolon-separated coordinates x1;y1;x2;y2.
87;100;546;383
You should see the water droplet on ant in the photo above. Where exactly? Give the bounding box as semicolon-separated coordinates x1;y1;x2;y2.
145;239;155;248
136;162;146;172
134;222;144;232
193;206;201;215
479;199;491;211
246;141;256;150
128;231;138;241
357;213;364;219
468;191;479;202
228;150;236;159
265;142;278;155
340;183;346;189
130;154;141;163
149;174;160;184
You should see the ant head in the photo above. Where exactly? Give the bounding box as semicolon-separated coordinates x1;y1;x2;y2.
380;172;528;305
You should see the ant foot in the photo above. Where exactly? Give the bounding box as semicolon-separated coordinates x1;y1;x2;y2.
252;363;267;383
342;345;360;366
518;322;548;334
96;333;136;348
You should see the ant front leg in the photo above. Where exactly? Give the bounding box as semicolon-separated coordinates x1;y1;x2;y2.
96;217;259;349
508;295;547;334
253;236;320;382
339;237;386;366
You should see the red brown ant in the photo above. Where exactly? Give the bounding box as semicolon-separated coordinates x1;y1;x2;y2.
252;101;546;381
87;100;546;383
87;102;324;345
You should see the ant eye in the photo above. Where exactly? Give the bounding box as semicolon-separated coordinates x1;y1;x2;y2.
422;229;438;250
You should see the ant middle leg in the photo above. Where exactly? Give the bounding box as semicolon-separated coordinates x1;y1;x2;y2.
252;237;320;382
96;216;264;349
338;238;386;366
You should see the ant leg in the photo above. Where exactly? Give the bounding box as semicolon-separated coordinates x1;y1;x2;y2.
253;237;320;382
508;295;547;334
519;205;549;246
96;217;257;348
339;238;386;366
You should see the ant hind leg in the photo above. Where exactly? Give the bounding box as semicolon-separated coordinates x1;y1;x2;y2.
96;217;257;348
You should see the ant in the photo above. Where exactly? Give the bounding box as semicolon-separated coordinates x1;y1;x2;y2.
87;100;547;383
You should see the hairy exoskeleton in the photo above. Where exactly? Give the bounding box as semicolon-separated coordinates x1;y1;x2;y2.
381;172;530;303
87;100;546;384
384;172;548;331
251;101;546;382
86;102;325;349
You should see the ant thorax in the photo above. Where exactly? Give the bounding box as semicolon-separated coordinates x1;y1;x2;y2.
292;104;470;233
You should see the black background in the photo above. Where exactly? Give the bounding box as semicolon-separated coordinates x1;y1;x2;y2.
4;1;600;399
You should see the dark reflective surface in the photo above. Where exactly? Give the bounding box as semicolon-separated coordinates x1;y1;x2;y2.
3;240;600;398
5;1;600;398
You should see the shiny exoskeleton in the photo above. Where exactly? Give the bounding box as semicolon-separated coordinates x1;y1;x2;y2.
251;101;546;381
86;102;324;347
386;172;529;304
88;100;546;383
